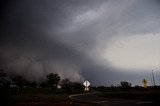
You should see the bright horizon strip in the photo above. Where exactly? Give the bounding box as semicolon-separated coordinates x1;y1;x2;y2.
104;34;160;71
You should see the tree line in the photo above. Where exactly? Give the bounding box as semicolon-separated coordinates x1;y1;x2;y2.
0;69;84;92
0;69;134;92
1;69;159;92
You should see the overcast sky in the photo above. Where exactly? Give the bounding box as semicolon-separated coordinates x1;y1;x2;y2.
1;0;160;86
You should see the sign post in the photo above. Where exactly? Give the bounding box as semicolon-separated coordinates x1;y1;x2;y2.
142;79;147;88
83;80;90;91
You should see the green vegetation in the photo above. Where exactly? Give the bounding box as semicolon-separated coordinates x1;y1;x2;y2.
1;69;160;105
120;81;132;92
97;91;160;100
47;73;60;89
92;81;160;102
95;84;160;101
0;70;84;105
0;88;70;105
61;78;84;93
0;69;11;88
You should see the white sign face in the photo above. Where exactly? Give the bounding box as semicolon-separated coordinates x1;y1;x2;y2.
83;80;90;87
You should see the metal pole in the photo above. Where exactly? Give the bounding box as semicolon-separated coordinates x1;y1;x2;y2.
151;74;153;86
152;70;156;86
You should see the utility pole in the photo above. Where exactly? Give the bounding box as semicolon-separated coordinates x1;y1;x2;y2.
152;70;156;86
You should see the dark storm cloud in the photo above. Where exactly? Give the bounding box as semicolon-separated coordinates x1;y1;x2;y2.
1;0;160;85
0;0;108;83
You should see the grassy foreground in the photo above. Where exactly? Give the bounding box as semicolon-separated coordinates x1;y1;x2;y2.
0;88;71;106
97;90;160;101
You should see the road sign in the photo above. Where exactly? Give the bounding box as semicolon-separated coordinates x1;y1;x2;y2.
83;80;90;91
142;79;147;88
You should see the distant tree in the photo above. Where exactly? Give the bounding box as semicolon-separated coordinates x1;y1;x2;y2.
61;78;84;93
0;78;11;88
12;75;30;94
12;75;26;88
39;81;48;88
0;69;7;78
72;82;84;91
110;85;117;92
47;73;60;89
97;86;106;91
120;81;131;92
61;78;71;90
28;81;37;88
0;69;11;88
133;85;142;90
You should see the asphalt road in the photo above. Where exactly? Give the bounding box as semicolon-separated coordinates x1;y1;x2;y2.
70;92;157;106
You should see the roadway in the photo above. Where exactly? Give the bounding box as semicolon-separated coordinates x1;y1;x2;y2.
69;92;157;106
